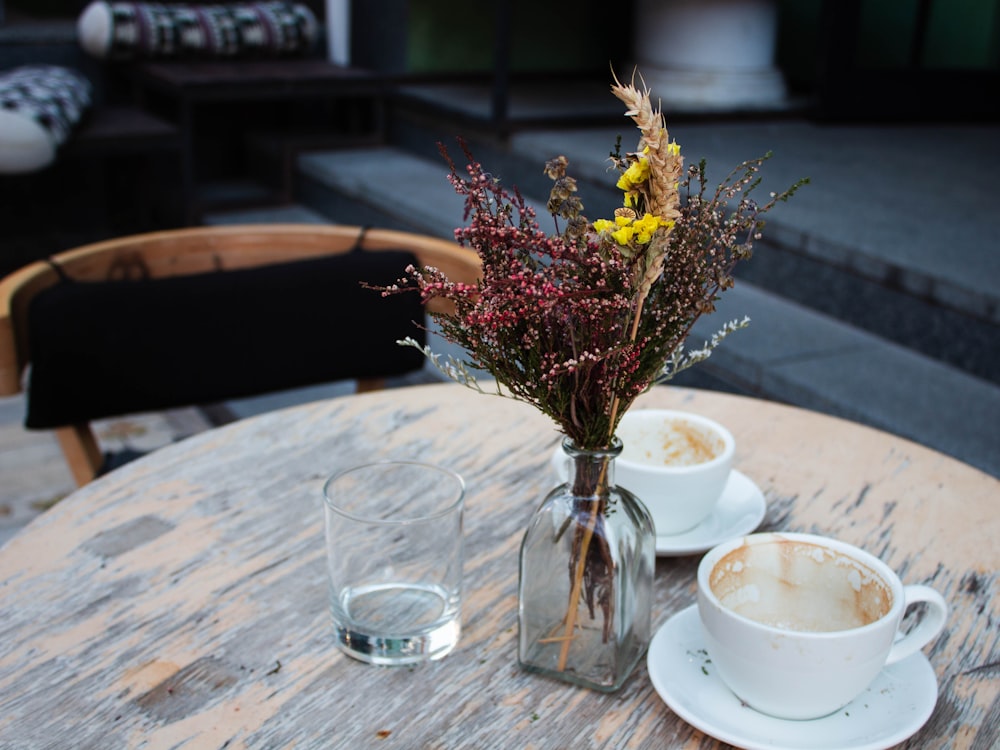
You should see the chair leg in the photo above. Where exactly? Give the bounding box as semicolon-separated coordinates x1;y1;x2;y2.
356;377;386;393
55;424;102;486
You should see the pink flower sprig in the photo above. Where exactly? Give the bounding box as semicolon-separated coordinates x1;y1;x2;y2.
398;141;649;448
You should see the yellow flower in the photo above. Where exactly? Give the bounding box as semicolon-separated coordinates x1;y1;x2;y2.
632;159;651;181
616;156;651;192
667;140;681;156
603;205;671;248
612;225;634;245
632;213;662;244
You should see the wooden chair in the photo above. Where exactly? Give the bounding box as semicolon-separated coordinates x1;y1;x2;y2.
0;224;481;486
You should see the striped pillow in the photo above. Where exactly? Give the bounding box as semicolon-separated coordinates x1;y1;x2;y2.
77;1;319;60
0;65;92;174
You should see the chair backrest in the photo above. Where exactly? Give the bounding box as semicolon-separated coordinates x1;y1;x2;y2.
0;224;481;485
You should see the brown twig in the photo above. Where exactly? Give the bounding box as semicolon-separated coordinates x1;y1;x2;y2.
557;506;601;670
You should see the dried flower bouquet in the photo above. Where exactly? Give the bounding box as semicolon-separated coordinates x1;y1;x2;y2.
398;75;804;447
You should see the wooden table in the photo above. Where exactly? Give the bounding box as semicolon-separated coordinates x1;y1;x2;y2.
0;384;996;748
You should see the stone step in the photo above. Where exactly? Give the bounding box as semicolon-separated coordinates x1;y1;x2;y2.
201;203;332;226
292;144;1000;477
298;146;465;235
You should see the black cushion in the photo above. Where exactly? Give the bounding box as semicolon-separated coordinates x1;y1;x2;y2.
25;249;425;429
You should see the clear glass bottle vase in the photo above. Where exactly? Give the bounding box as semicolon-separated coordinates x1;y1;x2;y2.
518;437;656;691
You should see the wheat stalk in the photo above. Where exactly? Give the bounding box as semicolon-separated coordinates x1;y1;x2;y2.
610;70;683;225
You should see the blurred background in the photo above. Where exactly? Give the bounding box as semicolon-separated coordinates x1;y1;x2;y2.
1;1;997;540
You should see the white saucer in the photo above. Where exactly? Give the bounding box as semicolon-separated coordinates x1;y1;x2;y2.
647;606;938;750
655;470;766;556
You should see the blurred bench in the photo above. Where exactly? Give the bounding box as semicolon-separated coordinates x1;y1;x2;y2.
66;104;179;156
130;59;386;223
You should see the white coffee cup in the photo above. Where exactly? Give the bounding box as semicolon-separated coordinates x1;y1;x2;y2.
616;409;734;536
697;532;948;720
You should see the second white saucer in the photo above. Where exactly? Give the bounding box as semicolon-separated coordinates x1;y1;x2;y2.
655;469;766;556
647;605;938;750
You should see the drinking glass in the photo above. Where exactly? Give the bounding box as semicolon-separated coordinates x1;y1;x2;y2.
323;461;465;665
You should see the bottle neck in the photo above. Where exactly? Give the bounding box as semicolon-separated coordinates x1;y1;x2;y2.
562;437;622;498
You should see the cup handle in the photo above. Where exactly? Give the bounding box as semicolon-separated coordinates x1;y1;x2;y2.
884;584;948;666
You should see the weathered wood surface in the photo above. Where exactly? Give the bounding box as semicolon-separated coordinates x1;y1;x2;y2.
0;384;996;749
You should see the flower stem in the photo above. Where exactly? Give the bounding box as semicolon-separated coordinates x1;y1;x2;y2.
555;291;648;671
557;504;600;670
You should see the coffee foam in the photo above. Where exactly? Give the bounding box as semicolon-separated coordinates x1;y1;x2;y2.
709;540;892;632
618;417;723;467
